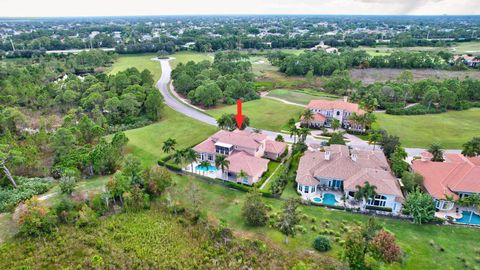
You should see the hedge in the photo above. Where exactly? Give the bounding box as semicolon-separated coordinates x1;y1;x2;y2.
366;205;393;212
225;182;273;198
310;201;346;210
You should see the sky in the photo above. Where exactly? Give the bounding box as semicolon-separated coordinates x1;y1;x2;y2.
0;0;479;17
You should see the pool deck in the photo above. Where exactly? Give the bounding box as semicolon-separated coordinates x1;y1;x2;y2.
185;161;221;179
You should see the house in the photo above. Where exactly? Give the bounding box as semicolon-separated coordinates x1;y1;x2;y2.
295;144;404;213
412;153;480;212
310;41;338;54
305;99;366;131
458;54;480;68
192;130;287;185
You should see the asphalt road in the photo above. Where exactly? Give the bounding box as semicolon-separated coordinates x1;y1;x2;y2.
155;58;462;157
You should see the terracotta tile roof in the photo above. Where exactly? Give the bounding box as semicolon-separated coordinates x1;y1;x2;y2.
265;140;287;155
296;144;402;198
412;154;480;200
307;100;365;114
226;151;269;177
194;130;268;154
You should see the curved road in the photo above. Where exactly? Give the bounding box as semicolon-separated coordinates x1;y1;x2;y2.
156;58;461;156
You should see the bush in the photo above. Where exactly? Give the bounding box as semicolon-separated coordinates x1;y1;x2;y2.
54;197;79;224
365;205;393;212
59;176;76;195
76;204;99;227
89;193;108;216
313;236;331;252
17;197;57;237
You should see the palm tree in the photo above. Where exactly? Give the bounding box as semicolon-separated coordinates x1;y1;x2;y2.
287;118;296;128
331;119;340;132
298;127;310;143
215;155;230;180
428;143;444;162
301;109;314;127
183;148;197;172
289;125;299;144
237;170;248;184
354;181;377;211
363;113;376;130
172;149;185;170
162;138;177;154
348;112;362;130
199;160;211;176
368;131;382;150
458;194;480;224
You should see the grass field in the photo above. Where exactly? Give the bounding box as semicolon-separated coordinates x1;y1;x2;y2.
358;41;480;56
374;108;480;148
109;53;162;81
122;107;217;166
267;89;339;104
453;40;480;54
169;51;213;69
207;98;303;132
173;174;480;270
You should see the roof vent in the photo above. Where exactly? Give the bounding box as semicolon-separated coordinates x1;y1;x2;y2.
325;150;331;160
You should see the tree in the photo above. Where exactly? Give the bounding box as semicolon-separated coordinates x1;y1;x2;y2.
457;194;480;224
215;155;230;179
462;137;480;157
289;125;299;144
379;130;401;159
241;189;269;226
390;147;409;177
59;176;76;195
106;171;132;205
354;181;377;210
17;197;56;237
276;198;300;244
237;170;248;183
144;89;164;121
298;127;310;143
422;87;440;109
328;132;346;145
428;143;444;162
301;109;314;127
199;160;211;176
162;138;177;154
342;228;366;270
367;131;382;150
275;134;284;142
145;166;172;196
401;171;424;193
403;188;436;224
183;148;198;172
0;144;23;188
369;230;402;263
331;119;341;131
172;149;186;170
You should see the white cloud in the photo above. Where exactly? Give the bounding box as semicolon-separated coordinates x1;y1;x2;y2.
0;0;478;17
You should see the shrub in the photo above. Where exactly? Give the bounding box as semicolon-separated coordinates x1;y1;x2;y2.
145;166;172;196
59;176;76;195
54;197;79;224
76;204;99;227
313;236;331;252
89;193;108;216
17;197;57;237
241;190;269;226
369;230;402;263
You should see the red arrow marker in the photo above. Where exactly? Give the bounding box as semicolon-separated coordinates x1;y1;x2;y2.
235;99;245;129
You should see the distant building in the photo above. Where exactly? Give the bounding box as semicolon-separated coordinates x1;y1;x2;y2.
310;41;338;53
304;99;365;131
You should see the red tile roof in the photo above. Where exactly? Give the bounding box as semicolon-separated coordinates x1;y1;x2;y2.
193;130;267;154
226;151;269;177
296;145;403;199
307;100;365;114
265;140;287;155
412;154;480;200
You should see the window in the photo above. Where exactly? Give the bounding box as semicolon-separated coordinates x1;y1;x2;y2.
243;178;249;184
298;184;303;191
304;186;310;194
336;111;340;116
367;195;387;207
208;154;213;161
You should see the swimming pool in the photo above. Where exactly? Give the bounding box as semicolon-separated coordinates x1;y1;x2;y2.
195;165;218;172
312;193;337;205
456;211;480;225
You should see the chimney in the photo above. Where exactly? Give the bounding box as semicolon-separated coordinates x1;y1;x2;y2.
343;96;348;102
325;150;331;160
351;153;358;162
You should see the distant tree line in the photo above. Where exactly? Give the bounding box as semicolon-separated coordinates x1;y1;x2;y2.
171;52;259;107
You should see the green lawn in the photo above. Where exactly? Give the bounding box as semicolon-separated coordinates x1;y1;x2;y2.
267;89;339;105
122;107;218;166
173;174;480;270
169;51;213;69
109;53;163;81
374;108;480;149
207;98;304;132
453;41;480;54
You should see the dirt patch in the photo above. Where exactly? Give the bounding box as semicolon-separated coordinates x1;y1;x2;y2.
351;68;480;84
